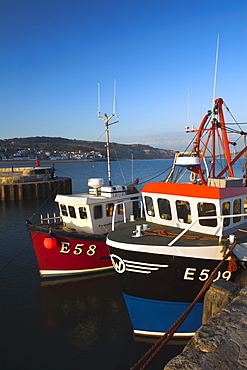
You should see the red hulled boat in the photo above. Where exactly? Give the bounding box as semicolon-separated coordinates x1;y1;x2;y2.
27;96;140;278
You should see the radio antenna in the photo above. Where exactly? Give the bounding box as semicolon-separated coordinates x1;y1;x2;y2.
187;91;190;126
113;79;116;115
212;34;220;110
97;82;101;114
97;81;119;186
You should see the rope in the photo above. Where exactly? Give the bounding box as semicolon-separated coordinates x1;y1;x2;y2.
228;256;239;272
130;240;237;370
143;229;228;242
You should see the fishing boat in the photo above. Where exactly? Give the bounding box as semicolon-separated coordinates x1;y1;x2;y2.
26;94;140;278
106;98;247;337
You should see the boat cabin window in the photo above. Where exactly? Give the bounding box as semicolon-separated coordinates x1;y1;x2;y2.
60;204;68;217
158;198;172;220
79;206;87;220
233;199;241;223
117;204;124;214
145;196;155;217
94;205;102;219
106;203;114;217
176;200;191;224
197;202;217;227
222;202;230;226
244;197;247;219
68;206;76;218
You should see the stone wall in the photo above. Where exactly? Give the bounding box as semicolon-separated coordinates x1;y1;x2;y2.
0;177;72;200
0;167;52;183
164;286;247;369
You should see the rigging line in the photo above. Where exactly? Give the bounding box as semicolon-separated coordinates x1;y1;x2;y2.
56;169;73;177
225;122;247;125
200;138;228;174
138;165;174;182
28;181;63;221
137;166;173;185
111;142;127;185
223;124;247;135
231;135;243;145
223;101;242;131
225;127;245;135
221;121;247;125
138;167;173;186
173;167;185;183
0;234;38;273
96;130;105;142
176;167;187;183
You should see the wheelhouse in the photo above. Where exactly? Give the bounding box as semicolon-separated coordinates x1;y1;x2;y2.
55;184;139;235
142;179;247;237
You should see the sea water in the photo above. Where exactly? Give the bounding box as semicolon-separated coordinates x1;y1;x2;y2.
0;159;186;370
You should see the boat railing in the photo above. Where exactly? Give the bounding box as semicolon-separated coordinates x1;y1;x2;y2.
111;199;144;231
168;213;247;246
40;212;61;224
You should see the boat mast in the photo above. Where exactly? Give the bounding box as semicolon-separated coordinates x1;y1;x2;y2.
97;81;119;186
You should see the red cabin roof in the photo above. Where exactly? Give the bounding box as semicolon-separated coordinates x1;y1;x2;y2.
141;182;247;200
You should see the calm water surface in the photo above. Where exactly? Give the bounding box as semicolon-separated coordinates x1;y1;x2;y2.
1;159;244;369
0;160;186;370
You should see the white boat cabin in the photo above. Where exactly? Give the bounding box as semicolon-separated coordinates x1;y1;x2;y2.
141;177;247;237
55;178;139;234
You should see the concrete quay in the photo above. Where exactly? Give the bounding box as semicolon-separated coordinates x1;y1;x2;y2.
0;166;72;200
0;177;72;200
164;284;247;369
0;166;51;184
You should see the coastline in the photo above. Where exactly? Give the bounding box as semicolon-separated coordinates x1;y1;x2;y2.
0;158;171;166
0;159;109;166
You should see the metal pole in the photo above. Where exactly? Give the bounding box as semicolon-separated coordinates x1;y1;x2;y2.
105;120;112;186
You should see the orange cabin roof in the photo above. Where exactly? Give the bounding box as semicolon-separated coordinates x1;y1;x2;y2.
141;182;247;200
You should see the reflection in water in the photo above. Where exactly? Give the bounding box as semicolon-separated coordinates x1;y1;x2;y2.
37;272;137;369
39;272;132;351
0;161;186;370
37;273;184;369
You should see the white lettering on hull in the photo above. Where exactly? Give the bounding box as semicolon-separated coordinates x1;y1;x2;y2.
59;242;97;256
183;267;231;281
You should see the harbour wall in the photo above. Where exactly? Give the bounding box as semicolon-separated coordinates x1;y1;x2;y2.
0;166;52;184
0;177;72;201
164;281;247;369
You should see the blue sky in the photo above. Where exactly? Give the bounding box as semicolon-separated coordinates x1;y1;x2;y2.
1;0;247;150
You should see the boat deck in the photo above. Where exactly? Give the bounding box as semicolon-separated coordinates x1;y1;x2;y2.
108;219;231;247
26;221;106;241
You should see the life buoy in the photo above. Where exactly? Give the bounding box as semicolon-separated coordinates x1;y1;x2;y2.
44;233;57;249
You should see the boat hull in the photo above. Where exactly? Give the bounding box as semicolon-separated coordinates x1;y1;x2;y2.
108;236;238;337
123;293;202;337
27;224;113;278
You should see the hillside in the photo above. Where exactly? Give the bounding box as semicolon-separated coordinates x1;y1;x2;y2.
0;136;175;160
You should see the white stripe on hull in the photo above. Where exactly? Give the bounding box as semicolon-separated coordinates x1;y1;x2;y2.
134;329;194;338
106;238;226;260
40;265;113;278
